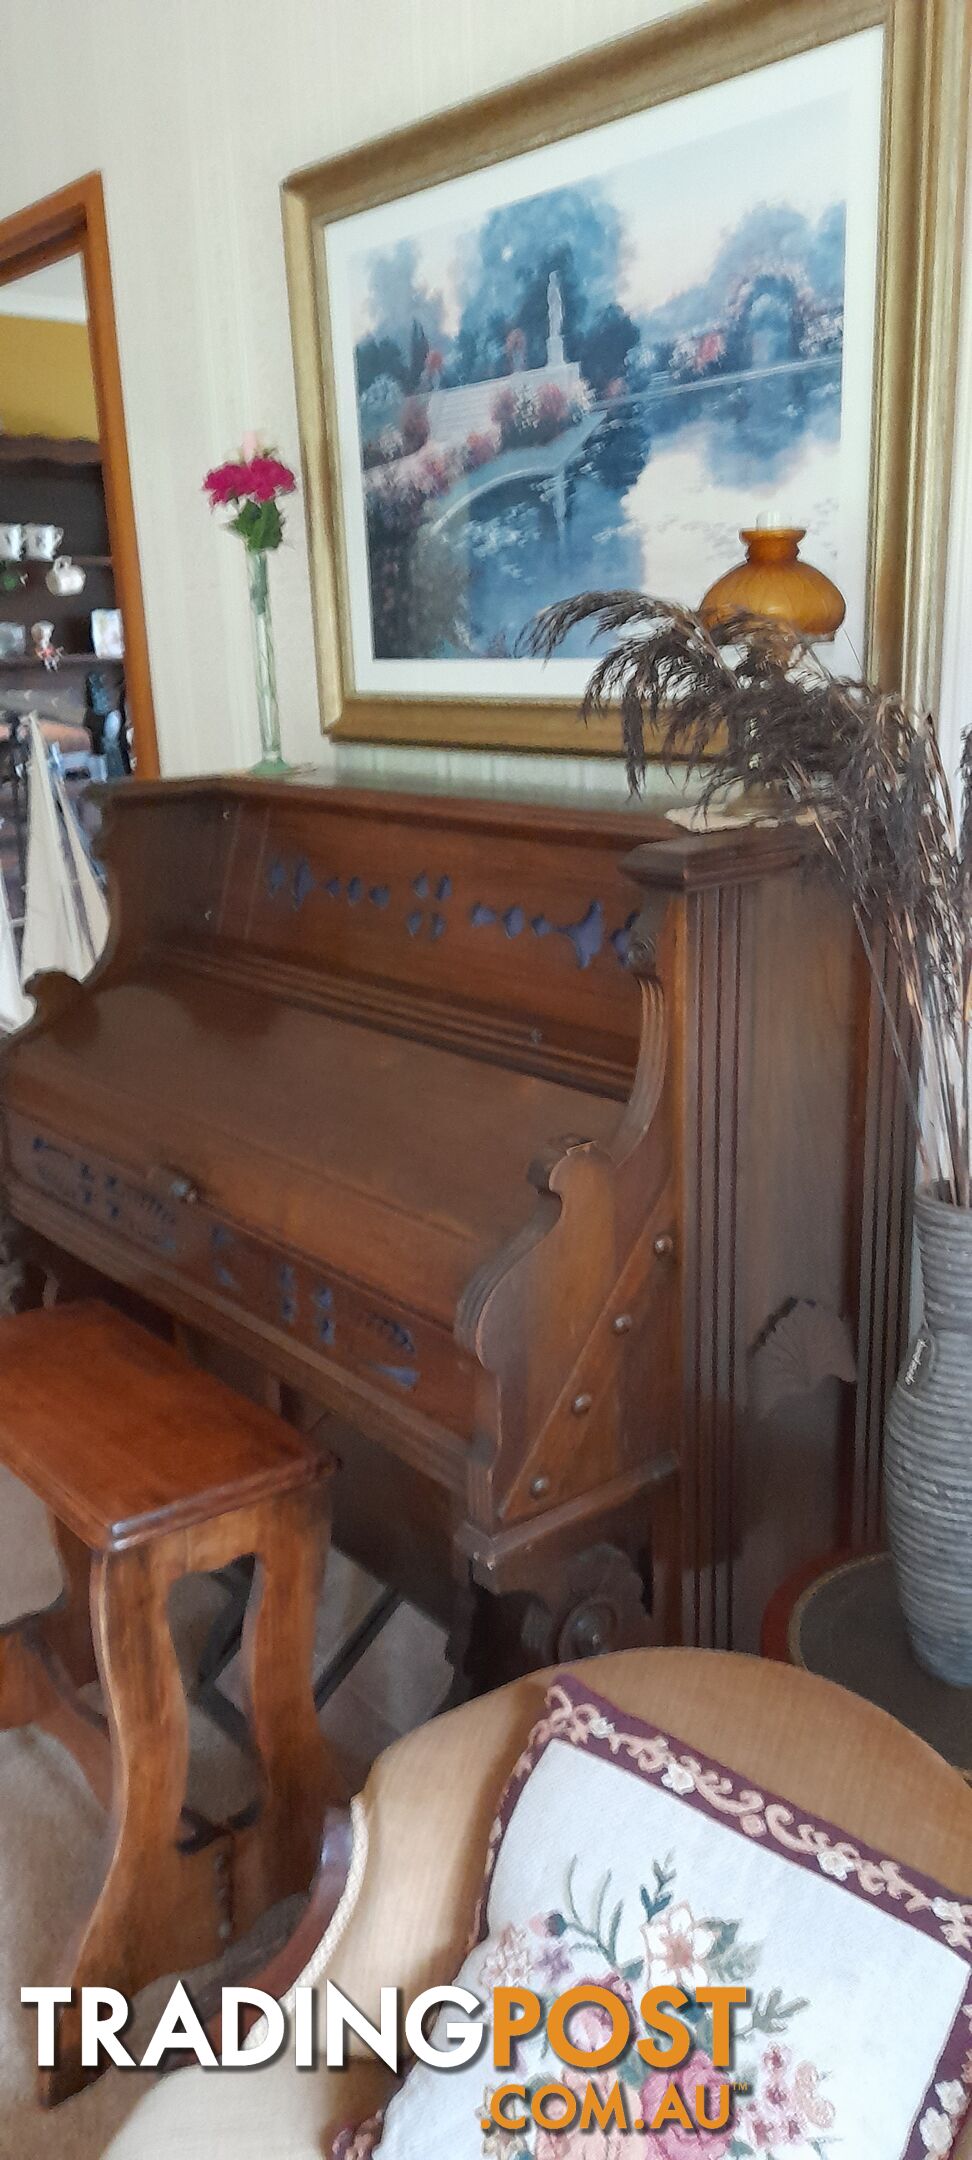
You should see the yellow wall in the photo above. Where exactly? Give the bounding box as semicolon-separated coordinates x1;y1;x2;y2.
0;314;98;440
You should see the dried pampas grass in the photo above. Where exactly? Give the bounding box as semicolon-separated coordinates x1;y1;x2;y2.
521;593;972;1205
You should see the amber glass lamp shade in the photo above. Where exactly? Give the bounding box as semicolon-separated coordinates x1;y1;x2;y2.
699;527;846;639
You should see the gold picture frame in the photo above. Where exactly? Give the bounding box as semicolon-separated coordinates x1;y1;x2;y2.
282;0;969;758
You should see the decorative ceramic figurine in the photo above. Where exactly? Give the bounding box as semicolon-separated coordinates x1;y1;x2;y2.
30;621;61;671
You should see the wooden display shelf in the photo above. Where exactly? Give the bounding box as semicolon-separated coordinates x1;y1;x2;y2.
1;558;113;577
0;435;101;467
0;653;121;671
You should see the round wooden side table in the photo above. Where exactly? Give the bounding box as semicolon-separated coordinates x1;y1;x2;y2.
762;1550;972;1784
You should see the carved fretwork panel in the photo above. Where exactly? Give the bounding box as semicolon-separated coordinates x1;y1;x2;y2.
198;792;673;1098
260;846;639;979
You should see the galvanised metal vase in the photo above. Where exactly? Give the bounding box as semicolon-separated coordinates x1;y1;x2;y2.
885;1187;972;1686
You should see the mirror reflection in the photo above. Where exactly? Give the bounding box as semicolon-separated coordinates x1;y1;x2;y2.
0;254;130;940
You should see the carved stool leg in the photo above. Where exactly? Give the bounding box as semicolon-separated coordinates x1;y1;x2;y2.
37;1519;98;1686
0;1624;46;1728
45;1542;222;2106
233;1482;335;1934
0;1521;98;1732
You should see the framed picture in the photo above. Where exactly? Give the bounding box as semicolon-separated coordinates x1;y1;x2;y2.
283;0;968;757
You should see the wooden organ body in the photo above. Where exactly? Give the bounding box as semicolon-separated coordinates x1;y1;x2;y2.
0;776;906;1682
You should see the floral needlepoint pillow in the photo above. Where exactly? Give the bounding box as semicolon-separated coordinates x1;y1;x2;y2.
331;1671;972;2159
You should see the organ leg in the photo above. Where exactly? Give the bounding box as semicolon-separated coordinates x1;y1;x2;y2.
449;1522;675;1701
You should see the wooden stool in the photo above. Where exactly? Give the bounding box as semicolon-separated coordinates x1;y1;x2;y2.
0;1300;335;2105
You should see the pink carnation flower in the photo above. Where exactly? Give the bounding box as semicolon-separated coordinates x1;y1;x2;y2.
239;453;296;502
202;446;296;508
203;460;247;506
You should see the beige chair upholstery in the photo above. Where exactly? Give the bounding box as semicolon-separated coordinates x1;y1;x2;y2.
104;1648;972;2158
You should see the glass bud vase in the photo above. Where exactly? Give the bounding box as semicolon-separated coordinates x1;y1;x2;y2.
246;546;290;775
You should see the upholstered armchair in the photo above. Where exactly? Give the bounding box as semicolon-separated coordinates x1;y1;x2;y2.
104;1648;972;2159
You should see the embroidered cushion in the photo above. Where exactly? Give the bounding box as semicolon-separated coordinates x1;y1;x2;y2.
332;1670;972;2159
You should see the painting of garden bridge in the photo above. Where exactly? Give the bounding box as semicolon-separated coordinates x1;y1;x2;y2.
348;97;852;665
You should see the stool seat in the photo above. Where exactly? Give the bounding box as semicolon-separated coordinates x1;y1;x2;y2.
0;1300;318;1549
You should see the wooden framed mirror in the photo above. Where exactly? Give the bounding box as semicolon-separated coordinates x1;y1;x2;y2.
0;173;158;775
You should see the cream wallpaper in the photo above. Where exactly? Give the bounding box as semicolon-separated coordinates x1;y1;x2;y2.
0;0;969;791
